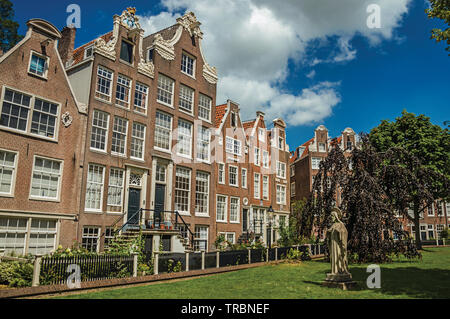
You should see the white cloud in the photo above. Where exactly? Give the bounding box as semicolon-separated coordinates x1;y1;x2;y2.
306;70;316;79
139;0;411;126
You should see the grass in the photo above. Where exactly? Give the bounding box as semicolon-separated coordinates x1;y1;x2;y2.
53;247;450;299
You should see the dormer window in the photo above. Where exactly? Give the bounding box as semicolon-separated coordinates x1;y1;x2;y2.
120;40;134;64
181;53;195;77
318;142;326;152
84;45;94;59
347;137;353;150
278;136;284;150
28;52;48;78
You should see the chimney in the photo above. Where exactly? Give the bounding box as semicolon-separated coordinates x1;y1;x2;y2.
256;111;265;119
58;26;76;66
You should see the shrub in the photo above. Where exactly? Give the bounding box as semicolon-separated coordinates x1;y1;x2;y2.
0;261;33;287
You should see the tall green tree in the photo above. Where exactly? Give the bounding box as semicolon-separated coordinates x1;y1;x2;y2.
426;0;450;55
0;0;22;52
369;110;450;249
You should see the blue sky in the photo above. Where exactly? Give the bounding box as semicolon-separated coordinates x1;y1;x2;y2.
11;0;449;148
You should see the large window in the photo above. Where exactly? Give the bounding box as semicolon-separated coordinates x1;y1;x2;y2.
175;167;191;214
194;226;208;251
131;122;146;160
254;173;260;199
29;52;48;78
197;126;210;162
115;75;131;108
311;157;322;170
85;164;105;211
134;82;148;114
107;168;124;208
218;163;225;184
242;168;247;188
277;161;286;179
181;53;195;77
254;148;260;166
1;88;59;139
82;227;100;252
225;137;241;156
0;217;27;255
277;185;286;205
230;197;240;223
111;117;128;156
28;219;57;255
157;74;174;107
90;110;109;152
198;94;211;122
216;195;227;222
154;111;172;151
0;150;17;195
262;175;269;200
120;40;134;64
179;84;194;114
177;119;192;157
95;66;113;102
229;165;238;187
195;172;209;216
30;157;63;200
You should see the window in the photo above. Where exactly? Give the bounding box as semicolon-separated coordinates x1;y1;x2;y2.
262;151;269;168
29;52;48;77
198;94;211;122
111;117;128;156
278;136;284;150
120;40;134;64
437;224;444;239
194;226;208;251
277;161;286;179
175;167;191;214
231;112;237;127
216;195;227;222
155;164;166;183
436;201;443;216
179;84;194;114
290;165;295;177
115;75;131;108
318;142;326;152
0;150;17;195
0;217;27;255
254;173;260;199
104;227;115;248
131;123;146;160
242;168;247;188
427;204;434;217
84;45;94;59
258;128;265;142
254;148;260;166
147;48;154;62
230;197;240;223
225;137;242;156
30;157;62;200
291;182;296;197
134;82;148;114
346;137;353;150
277;185;286;205
197;126;210;162
1;89;59;140
263;175;269;200
157;74;174;107
226;233;235;244
218;163;225;184
28;219;57;255
311;157;322;170
177;119;193;157
82;227;100;252
154;111;172;151
90;110;109;152
229;166;238;187
195;172;210;215
181;53;195;77
95;66;113;102
107;168;124;208
85;164;105;211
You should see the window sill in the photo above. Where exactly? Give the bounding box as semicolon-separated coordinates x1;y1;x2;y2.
216;220;228;224
154;147;172;154
89;148;108;156
181;71;196;80
29;197;60;203
195;214;210;218
156;100;175;109
0;193;14;198
179;108;194;117
28;71;48;81
230;221;240;224
111;153;127;159
94;96;113;105
115;103;131;111
0;126;58;143
84;210;104;214
133;110;147;117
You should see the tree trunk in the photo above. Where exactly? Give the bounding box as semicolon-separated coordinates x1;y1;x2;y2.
414;203;422;250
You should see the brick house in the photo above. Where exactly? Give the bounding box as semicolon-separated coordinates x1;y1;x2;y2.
0;19;87;255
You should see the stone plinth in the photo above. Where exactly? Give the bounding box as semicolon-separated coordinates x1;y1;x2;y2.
323;273;357;290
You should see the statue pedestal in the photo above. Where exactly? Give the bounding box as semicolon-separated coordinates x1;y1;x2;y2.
323;273;357;290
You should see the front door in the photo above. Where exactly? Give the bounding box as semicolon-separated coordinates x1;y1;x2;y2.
243;209;248;232
154;184;166;227
127;188;141;225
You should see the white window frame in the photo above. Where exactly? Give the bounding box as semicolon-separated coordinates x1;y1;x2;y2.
262;175;269;200
29;156;63;202
174;167;191;215
242;168;247;189
216;194;228;222
225;137;242;156
107;168;125;209
154;111;173;152
130;122;146;161
181;52;196;78
134;82;149;115
195;171;210;216
178;84;194;115
196;126;211;163
230;197;240;223
291;182;296;197
277;161;286;179
81;226;100;253
318;142;326;152
258;128;265;142
85;164;105;212
28;50;49;79
198;94;212;122
194;225;208;252
95;66;114;102
157;74;175;108
228;165;238;187
115;74;132;109
254;148;260;166
278;136;284;150
276;184;286;205
311;157;322;170
262;150;269;168
218;163;225;185
84;45;94;59
90;110;110;153
177;119;193;158
0;149;18;197
111;117;128;157
254;173;261;199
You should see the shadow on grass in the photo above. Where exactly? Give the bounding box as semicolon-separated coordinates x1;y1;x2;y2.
305;266;450;298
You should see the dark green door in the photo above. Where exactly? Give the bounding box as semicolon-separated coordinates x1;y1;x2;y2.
127;188;141;225
243;209;248;232
154;184;165;226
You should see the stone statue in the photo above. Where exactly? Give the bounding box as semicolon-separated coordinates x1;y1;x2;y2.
323;208;356;290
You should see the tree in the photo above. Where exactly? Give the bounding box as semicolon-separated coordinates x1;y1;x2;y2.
426;0;450;55
0;0;22;52
279;199;308;247
370;110;450;249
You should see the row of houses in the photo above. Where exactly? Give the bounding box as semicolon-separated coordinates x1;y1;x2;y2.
289;125;450;240
0;9;290;256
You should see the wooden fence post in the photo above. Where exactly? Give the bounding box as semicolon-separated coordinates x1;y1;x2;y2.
132;253;138;277
248;248;251;264
216;251;220;268
32;254;43;287
201;251;205;270
153;252;159;275
185;252;190;272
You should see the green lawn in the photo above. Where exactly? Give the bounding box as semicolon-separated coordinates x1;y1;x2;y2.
54;247;450;299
